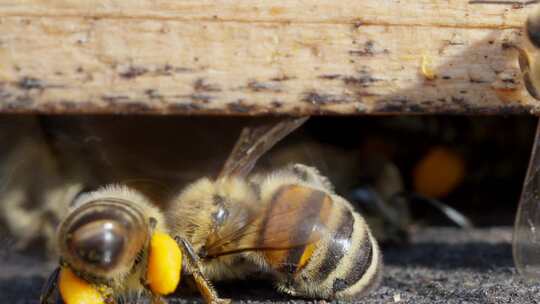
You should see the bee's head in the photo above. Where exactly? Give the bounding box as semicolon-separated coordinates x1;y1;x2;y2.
57;198;150;280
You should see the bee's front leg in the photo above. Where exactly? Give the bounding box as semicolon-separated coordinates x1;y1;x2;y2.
175;237;231;304
40;267;61;304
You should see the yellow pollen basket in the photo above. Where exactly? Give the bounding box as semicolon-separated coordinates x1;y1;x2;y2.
147;231;183;295
59;267;104;304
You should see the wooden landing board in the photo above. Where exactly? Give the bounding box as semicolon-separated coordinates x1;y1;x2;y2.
0;0;538;114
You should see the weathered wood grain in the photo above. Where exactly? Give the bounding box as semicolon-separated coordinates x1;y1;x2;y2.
0;0;538;114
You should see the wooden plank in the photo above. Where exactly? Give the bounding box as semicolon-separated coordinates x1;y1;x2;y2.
0;0;538;114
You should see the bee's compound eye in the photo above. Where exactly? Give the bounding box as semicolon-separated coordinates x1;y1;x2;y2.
67;220;126;271
527;15;540;49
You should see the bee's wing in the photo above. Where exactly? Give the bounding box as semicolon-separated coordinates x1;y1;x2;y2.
513;118;540;279
218;117;309;179
204;185;332;259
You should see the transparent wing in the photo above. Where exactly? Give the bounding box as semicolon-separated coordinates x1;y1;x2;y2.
204;185;332;258
513;118;540;279
218;117;309;179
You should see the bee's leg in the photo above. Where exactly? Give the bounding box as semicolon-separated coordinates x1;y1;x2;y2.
40;267;61;304
150;294;168;304
175;237;231;304
139;264;168;304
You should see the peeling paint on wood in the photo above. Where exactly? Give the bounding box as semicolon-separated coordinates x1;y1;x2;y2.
0;0;538;115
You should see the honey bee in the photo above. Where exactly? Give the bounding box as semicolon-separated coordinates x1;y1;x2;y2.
41;184;229;304
0;116;85;253
39;184;187;304
166;117;383;300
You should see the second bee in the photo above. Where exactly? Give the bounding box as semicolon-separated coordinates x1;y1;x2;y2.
166;118;383;300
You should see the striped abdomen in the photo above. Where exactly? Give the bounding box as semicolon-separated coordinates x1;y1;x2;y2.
260;184;382;300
